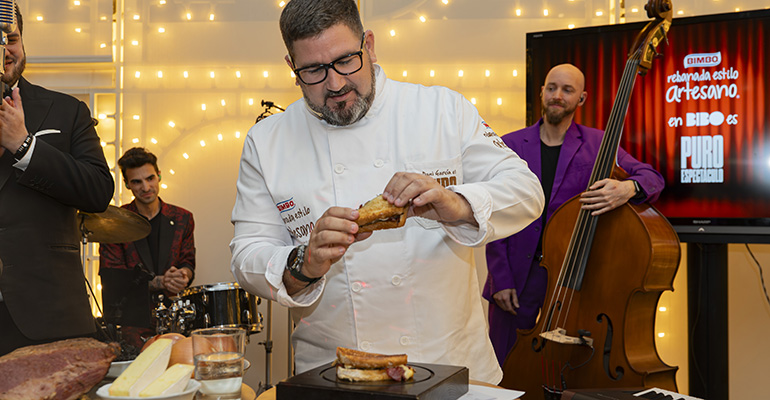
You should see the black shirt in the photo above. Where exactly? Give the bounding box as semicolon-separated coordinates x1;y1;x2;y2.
538;140;562;253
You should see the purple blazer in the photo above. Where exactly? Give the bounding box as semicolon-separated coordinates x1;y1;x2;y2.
483;119;664;300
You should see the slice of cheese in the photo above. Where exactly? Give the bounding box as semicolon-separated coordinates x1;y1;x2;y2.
139;363;195;397
109;338;174;397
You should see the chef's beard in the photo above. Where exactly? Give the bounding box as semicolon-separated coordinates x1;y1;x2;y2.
542;98;577;126
305;61;376;126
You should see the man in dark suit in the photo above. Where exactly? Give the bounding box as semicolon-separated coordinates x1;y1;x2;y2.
483;64;665;366
99;147;195;348
0;7;114;356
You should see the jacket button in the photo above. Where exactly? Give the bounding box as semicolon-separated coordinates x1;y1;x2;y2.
351;282;362;292
334;164;345;174
399;336;410;346
374;159;384;168
391;276;402;286
360;341;371;351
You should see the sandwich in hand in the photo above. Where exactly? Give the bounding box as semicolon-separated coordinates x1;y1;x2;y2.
355;195;408;233
334;347;415;382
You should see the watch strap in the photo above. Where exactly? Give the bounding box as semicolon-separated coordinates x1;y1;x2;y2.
287;245;321;285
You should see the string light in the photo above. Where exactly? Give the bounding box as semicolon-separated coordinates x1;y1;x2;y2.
218;134;223;141
263;71;269;78
458;70;464;77
183;71;189;78
235;131;241;138
543;9;549;16
390;30;396;37
248;98;254;105
430;70;435;77
75;28;82;33
135;71;141;78
568;24;575;29
485;70;491;77
497;98;503;105
133;14;140;20
131;40;139;46
161;183;168;189
513;69;518;77
158;27;166;33
209;14;215;21
402;71;408;77
101;141;107;147
132;138;139;143
133;115;140;120
100;43;107;48
183;153;189;159
200;140;206;147
186;13;192;20
279;1;286;7
168;121;176;128
210;71;215;78
169;169;175;175
157;70;163;78
470;98;477;105
151;138;158;144
221;99;226;106
201;104;207;111
419;16;427;23
631;8;639;12
596;11;604;16
236;71;241;78
515;9;521;17
36;16;43;21
74;0;81;5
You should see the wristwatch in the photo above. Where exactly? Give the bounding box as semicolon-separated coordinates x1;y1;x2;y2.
631;180;644;200
286;245;321;286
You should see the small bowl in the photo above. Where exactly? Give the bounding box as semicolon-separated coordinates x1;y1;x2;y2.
96;380;201;400
106;360;134;379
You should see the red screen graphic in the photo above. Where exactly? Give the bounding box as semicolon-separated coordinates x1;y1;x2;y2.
526;10;770;240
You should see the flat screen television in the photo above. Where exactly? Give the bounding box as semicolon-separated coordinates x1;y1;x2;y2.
526;9;770;243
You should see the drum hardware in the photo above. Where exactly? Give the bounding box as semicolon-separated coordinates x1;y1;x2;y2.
77;205;151;334
176;282;263;334
154;294;198;335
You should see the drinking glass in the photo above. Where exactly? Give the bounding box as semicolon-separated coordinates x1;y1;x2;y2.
191;327;246;399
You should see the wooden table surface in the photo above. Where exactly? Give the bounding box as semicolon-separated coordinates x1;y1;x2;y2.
255;380;499;400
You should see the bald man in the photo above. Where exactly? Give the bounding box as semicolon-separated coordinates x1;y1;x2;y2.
483;64;665;366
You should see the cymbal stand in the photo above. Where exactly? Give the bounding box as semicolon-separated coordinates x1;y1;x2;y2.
256;299;274;394
79;217;104;318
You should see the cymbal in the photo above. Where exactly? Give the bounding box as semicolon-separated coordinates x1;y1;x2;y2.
78;205;151;244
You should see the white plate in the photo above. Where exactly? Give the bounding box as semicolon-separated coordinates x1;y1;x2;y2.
106;360;133;379
96;380;201;400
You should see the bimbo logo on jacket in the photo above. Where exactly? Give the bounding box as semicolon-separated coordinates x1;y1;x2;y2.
684;52;722;68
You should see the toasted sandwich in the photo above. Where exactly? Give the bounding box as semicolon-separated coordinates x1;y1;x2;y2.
356;195;408;233
334;347;415;382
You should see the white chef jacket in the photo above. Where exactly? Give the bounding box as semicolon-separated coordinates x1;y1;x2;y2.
230;65;544;384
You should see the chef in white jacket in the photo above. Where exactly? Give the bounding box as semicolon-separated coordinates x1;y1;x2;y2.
230;0;544;384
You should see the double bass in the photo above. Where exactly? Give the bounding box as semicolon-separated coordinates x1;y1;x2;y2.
500;1;680;399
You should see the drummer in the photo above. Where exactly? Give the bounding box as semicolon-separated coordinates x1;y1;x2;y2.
99;147;196;348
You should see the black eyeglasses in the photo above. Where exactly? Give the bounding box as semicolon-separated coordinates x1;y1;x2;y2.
292;34;366;85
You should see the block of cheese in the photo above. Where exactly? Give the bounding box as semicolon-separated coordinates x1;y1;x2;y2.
139;363;195;397
109;338;174;397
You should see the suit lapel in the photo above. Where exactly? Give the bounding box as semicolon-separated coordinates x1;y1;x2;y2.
134;239;154;274
551;122;583;203
19;78;51;135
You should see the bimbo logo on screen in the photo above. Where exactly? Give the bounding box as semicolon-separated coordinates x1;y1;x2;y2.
684;52;722;68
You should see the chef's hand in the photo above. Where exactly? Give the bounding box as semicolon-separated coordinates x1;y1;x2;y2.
162;266;190;294
579;178;636;216
493;288;519;315
284;207;371;295
0;88;29;155
382;172;478;227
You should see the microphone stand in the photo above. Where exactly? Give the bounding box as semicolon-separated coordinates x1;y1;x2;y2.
256;299;273;394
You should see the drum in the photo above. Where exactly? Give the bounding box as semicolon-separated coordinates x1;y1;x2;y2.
180;282;263;334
